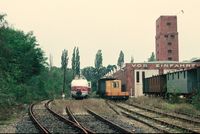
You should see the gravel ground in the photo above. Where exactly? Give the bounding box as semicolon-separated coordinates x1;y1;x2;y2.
33;101;82;133
15;114;39;133
0;119;20;133
108;101;160;133
0;109;38;133
51;98;145;133
75;115;118;133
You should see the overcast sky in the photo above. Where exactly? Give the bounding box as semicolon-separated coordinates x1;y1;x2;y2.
0;0;200;68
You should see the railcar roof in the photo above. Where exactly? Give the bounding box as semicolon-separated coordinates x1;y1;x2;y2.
99;77;116;80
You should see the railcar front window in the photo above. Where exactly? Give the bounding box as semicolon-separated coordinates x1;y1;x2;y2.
112;82;119;88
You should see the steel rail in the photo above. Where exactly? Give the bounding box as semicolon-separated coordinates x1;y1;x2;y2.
121;111;170;133
45;100;88;134
126;102;200;125
29;103;51;134
105;100;120;115
86;108;134;134
66;106;95;134
116;104;200;133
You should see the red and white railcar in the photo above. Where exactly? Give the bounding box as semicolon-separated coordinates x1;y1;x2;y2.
71;76;91;98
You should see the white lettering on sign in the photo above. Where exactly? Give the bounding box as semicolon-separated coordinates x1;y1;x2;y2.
132;64;148;68
169;64;174;67
156;64;160;68
131;63;200;69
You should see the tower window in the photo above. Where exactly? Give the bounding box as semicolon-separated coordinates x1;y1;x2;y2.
166;22;171;26
168;57;172;60
164;35;168;38
168;42;172;45
171;35;175;38
168;50;172;53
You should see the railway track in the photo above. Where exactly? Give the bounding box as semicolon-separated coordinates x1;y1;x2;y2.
126;102;200;125
109;101;200;133
66;106;133;133
29;100;87;133
174;111;200;120
106;101;173;133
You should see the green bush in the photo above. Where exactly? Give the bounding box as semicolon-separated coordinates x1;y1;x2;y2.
192;90;200;110
168;93;180;104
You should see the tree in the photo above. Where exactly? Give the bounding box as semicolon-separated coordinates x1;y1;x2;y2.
71;47;81;77
0;23;46;83
61;49;68;96
49;53;53;70
82;66;97;91
117;50;124;69
75;47;80;76
0;14;8;28
82;66;97;81
0;14;50;117
95;50;103;69
148;52;156;62
131;56;134;63
106;64;117;73
71;47;76;77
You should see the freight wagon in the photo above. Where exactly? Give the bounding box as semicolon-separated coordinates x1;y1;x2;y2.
97;77;129;99
143;67;200;97
167;67;200;96
143;74;167;96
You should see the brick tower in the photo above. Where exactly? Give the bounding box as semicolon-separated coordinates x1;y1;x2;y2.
155;16;179;61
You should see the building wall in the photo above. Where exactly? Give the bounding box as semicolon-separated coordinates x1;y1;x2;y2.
134;69;159;97
113;63;200;97
156;16;179;61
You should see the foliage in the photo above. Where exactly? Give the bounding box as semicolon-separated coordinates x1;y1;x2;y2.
0;14;8;27
75;47;80;76
106;64;117;73
49;53;53;69
192;90;200;110
117;50;124;68
0;25;46;83
148;52;156;62
82;66;97;81
82;65;116;91
95;50;103;69
131;56;134;63
0;14;79;122
71;47;76;77
61;49;68;70
61;49;69;95
0;14;67;120
168;94;180;104
71;47;80;77
82;66;98;91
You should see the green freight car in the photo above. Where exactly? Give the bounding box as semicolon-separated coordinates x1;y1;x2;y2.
167;67;199;95
143;67;200;97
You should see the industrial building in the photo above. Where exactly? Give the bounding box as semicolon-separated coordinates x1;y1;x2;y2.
112;16;200;97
